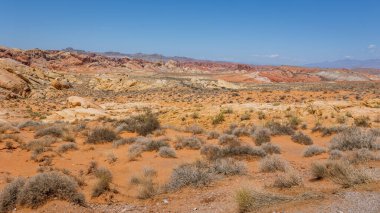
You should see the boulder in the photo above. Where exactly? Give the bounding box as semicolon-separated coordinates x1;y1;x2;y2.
67;96;102;109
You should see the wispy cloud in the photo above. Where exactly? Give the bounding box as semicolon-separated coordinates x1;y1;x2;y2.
368;44;376;49
252;54;280;59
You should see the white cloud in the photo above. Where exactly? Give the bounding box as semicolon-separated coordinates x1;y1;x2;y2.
368;44;376;49
252;54;280;59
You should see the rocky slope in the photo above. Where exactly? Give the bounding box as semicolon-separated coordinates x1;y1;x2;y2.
1;46;379;99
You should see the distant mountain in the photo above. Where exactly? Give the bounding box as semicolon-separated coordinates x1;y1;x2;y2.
62;47;199;62
306;58;380;69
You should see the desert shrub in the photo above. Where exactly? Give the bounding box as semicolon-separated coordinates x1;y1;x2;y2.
128;143;145;161
344;148;378;164
106;153;117;164
185;124;204;135
261;143;281;154
118;110;160;136
303;145;326;157
291;132;313;145
87;128;117;144
329;127;377;151
336;115;347;124
287;116;302;129
165;161;215;191
310;160;372;187
329;149;343;160
212;158;246;175
175;136;204;150
259;155;288;172
229;125;255;137
112;137;137;148
252;128;271;146
218;134;241;147
257;111;266;120
311;125;347;136
166;159;245;191
35;126;64;138
0;123;19;134
326;160;372;187
159;147;177;158
137;178;157;199
17;121;41;129
58;142;78;153
235;189;291;213
143;138;170;151
92;167;112;197
265;121;294;136
212;112;225;125
310;162;328;180
354;116;371;127
200;144;266;160
207;131;220;139
272;170;302;188
235;188;254;213
0;178;25;212
240;112;251;121
17;172;85;208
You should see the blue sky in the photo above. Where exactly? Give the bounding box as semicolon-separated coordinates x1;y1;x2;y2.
1;0;379;65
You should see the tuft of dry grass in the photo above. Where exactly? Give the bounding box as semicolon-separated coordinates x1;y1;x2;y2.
92;167;113;197
272;170;303;188
158;147;177;158
252;128;271;146
303;145;326;157
259;155;288;173
329;127;377;151
261;143;281;154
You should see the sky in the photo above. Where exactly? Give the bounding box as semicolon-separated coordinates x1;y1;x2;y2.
1;0;380;65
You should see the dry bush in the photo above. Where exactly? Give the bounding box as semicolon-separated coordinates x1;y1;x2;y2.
12;172;85;208
310;160;372;187
354;116;371;127
310;162;328;180
117;110;160;136
92;167;113;197
336;115;347;124
303;145;326;157
58;142;78;153
212;158;246;176
128;143;144;161
259;155;288;173
226;124;255;137
207;131;220;139
106;153;117;164
158;147;177;158
112;137;136;148
287;115;302;129
252;128;271;146
291;132;313;145
175;136;204;150
185;124;204;135
200;144;266;160
343;148;378;164
329;127;377;151
329;149;343;160
218;134;241;147
265;121;294;136
35;126;64;138
166;159;245;191
273;170;303;188
87;127;117;144
261;143;281;154
311;125;347;136
137;178;157;199
235;189;291;213
240;112;251;121
17;121;41;129
0;178;25;212
212;112;225;125
165;161;214;191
